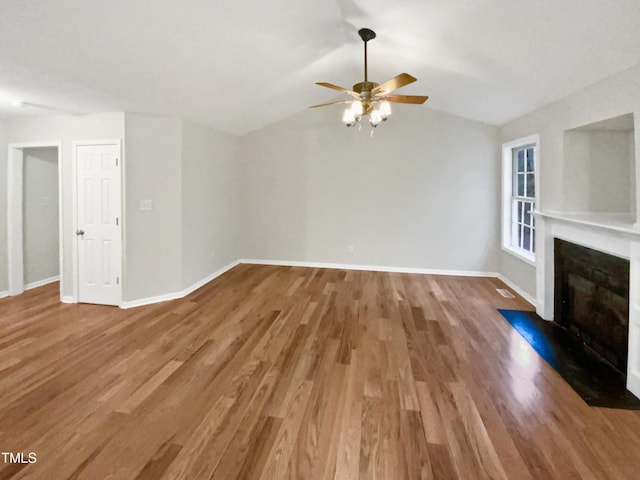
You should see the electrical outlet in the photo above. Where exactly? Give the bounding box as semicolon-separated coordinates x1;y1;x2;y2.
140;199;153;211
347;245;355;254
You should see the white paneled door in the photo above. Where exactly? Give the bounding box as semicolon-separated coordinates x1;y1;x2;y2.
76;142;122;305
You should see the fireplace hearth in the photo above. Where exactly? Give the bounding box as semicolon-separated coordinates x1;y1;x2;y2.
554;238;630;373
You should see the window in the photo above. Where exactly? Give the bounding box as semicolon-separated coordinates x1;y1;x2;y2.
502;135;539;264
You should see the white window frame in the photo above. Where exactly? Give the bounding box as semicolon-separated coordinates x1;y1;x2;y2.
501;134;539;266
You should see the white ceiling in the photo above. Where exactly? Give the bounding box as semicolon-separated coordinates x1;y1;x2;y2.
1;0;640;135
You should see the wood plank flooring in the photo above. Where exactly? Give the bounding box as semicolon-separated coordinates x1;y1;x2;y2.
1;264;640;479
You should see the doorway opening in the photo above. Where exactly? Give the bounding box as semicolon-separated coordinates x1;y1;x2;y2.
7;142;63;299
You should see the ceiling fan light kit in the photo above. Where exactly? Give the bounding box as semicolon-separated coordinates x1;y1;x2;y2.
311;28;428;129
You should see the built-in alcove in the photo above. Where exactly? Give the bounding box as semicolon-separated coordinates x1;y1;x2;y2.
563;113;636;217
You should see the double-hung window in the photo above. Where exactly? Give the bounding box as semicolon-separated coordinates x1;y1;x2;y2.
502;135;539;264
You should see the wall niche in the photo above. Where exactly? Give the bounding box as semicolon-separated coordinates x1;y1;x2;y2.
563;113;636;217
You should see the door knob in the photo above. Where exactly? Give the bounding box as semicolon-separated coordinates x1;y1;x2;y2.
76;229;85;236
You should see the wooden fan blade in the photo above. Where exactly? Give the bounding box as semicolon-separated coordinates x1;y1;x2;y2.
309;100;352;108
384;94;429;104
371;73;417;95
316;82;360;98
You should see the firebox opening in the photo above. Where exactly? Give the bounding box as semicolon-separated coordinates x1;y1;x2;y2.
554;238;630;374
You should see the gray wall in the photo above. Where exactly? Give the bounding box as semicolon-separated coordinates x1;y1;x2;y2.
124;116;241;301
0;112;125;298
181;120;239;288
0;123;6;293
1;112;239;303
240;105;501;273
499;63;640;300
23;147;59;285
7;64;637;304
564;130;635;213
124;113;183;301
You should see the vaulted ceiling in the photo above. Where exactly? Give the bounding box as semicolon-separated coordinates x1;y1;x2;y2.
1;0;640;135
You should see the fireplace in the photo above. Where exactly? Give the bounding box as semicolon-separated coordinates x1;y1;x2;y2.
531;112;640;398
554;238;630;373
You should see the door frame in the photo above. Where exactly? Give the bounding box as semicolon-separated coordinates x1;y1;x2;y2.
7;141;63;298
72;139;124;305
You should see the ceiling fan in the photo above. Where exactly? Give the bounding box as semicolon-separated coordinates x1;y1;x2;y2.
311;28;428;128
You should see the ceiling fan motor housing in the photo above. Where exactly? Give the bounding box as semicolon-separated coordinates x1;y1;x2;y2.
353;81;379;94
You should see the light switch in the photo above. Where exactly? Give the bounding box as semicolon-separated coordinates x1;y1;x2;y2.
140;199;153;211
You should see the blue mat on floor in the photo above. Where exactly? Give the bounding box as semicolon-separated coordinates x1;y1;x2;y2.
498;309;640;410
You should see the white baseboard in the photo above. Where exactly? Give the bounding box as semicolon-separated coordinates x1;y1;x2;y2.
120;260;240;309
61;296;75;304
25;275;60;291
496;274;538;309
119;291;184;309
182;260;241;297
239;259;496;278
241;259;538;309
0;278;59;300
105;257;537;312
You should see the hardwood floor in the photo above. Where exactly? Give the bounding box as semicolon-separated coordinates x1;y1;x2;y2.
1;264;640;479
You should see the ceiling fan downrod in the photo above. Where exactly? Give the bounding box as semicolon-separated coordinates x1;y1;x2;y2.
358;28;376;83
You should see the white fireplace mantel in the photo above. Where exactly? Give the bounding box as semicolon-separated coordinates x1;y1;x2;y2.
535;211;640;398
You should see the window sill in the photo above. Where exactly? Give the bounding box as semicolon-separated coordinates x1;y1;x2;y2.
502;244;536;267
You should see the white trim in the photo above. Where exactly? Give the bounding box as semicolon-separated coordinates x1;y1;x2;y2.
8;141;63;149
119;291;185;310
25;276;60;291
71;142;78;302
5;256;537;314
501;134;540;265
71;139;123;147
502;245;536;266
243;259;537;308
242;259;536;309
181;260;241;296
496;274;538;310
57;142;64;301
7;142;63;299
72;139;123;305
239;259;496;277
7;146;24;296
0;291;8;299
120;136;128;310
119;260;240;309
119;259;501;309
